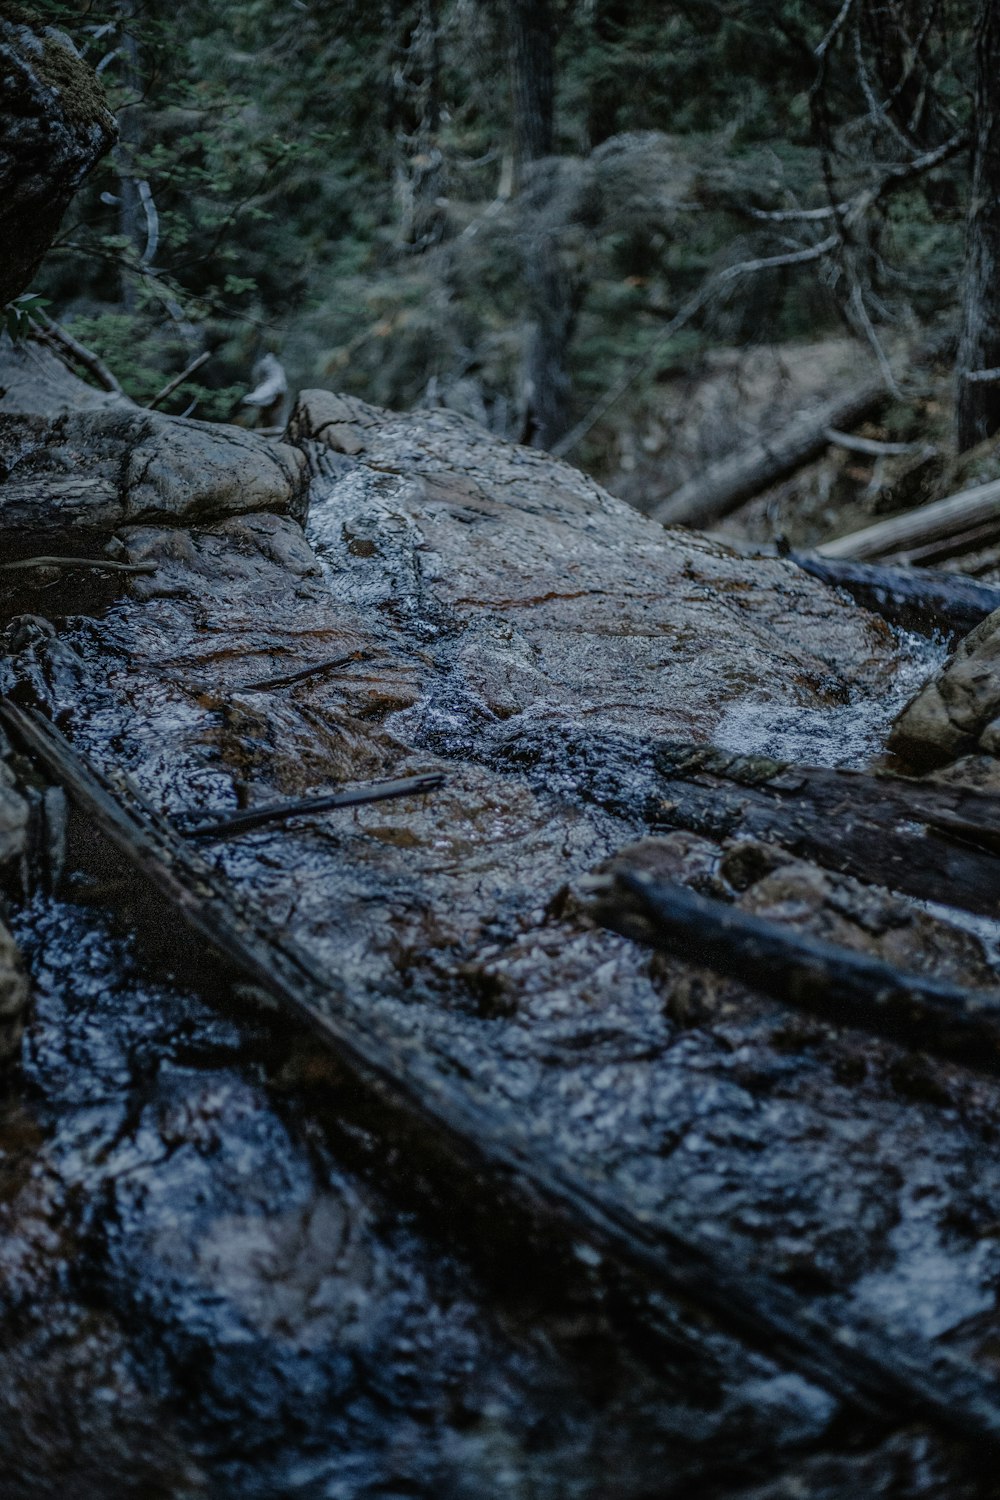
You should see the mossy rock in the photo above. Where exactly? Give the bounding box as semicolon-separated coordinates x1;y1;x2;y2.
0;8;116;304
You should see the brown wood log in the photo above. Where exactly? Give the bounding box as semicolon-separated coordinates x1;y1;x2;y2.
788;549;1000;638
651;742;1000;917
594;870;1000;1074
816;475;1000;562
651;379;886;528
7;697;1000;1444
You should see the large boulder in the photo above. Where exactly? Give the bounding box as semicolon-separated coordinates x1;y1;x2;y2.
0;7;116;305
0;344;310;535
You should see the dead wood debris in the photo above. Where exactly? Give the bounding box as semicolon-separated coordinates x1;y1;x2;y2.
787;550;1000;638
6;697;1000;1445
178;771;446;840
240;649;372;692
0;557;157;576
592;870;1000;1076
650;741;1000;918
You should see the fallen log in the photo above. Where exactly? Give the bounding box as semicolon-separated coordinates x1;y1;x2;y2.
651;741;1000;917
816;475;1000;563
788;549;1000;638
651;378;887;529
7;698;1000;1445
593;871;1000;1074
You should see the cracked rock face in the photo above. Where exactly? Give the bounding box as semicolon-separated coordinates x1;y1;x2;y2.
889;606;1000;769
0;9;117;305
0;347;310;535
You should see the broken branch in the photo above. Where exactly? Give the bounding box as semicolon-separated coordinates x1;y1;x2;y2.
816;474;1000;562
177;771;446;840
145;350;211;411
593;870;1000;1075
0;556;157;575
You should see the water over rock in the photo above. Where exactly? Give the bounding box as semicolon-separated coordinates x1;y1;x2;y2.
1;355;996;1495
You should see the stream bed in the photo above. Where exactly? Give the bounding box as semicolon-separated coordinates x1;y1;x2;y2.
2;395;1000;1496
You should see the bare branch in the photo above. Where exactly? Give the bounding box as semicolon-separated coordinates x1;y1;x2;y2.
816;0;855;60
145;350;211;411
32;312;124;395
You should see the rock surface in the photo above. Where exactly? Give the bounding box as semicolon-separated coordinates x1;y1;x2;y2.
889;604;1000;768
0;375;994;1494
0;345;309;536
0;8;116;305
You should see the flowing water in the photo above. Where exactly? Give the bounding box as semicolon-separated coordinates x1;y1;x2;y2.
0;413;997;1496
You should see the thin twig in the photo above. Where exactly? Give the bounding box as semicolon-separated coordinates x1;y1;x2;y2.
145;350;211;410
240;649;371;692
815;0;854;59
0;556;157;575
178;771;445;840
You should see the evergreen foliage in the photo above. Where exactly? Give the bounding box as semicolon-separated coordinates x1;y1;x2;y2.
22;0;979;461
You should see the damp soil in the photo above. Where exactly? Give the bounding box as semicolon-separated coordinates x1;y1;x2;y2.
2;404;999;1495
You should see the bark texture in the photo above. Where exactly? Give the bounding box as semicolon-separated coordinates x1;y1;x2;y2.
956;0;1000;451
0;8;116;305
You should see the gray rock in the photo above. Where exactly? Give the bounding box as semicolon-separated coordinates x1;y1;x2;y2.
0;344;309;534
889;605;1000;768
0;9;116;304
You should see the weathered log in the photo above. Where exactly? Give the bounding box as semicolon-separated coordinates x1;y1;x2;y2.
788;549;1000;638
651;378;886;528
816;475;1000;562
651;741;1000;916
8;698;1000;1444
593;870;1000;1074
0;555;157;576
179;771;446;840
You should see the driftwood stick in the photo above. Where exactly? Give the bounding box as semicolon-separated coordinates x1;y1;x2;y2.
145;350;211;411
178;772;446;840
595;871;1000;1074
788;549;1000;638
817;475;1000;562
241;649;371;692
7;700;1000;1440
651;741;1000;918
652;378;887;528
0;556;157;576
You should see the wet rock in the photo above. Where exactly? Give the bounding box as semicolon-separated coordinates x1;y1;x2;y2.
889;606;1000;769
4;385;996;1491
0;10;116;305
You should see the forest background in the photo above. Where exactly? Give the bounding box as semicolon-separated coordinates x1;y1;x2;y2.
17;0;996;540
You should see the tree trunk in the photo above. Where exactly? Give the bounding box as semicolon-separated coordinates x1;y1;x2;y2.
386;0;445;252
505;0;574;450
955;0;1000;451
506;0;555;178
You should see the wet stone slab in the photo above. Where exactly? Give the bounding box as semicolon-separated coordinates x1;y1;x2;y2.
0;898;922;1499
0;399;998;1491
